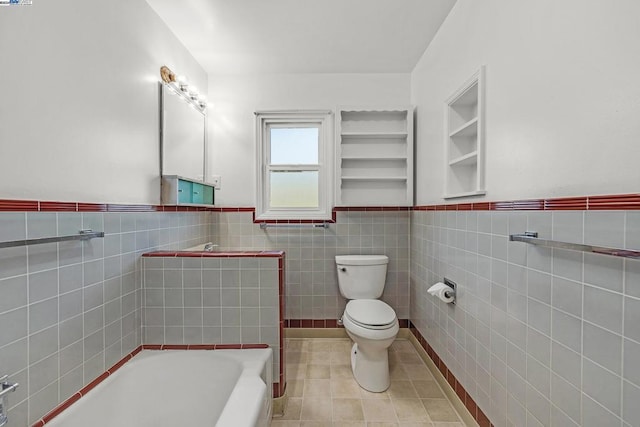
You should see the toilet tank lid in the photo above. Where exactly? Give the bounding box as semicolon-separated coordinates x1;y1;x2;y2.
335;255;389;265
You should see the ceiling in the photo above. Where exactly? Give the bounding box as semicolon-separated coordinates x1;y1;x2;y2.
145;0;457;74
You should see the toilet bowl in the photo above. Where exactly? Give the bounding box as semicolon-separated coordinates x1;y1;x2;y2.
341;299;399;392
335;255;399;392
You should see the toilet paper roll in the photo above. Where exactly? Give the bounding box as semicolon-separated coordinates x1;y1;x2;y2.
427;282;455;303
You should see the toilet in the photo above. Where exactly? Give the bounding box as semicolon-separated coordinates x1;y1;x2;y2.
336;255;399;392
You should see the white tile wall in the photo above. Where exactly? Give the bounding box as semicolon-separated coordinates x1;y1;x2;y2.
212;210;411;319
411;210;640;427
142;256;281;383
0;211;213;426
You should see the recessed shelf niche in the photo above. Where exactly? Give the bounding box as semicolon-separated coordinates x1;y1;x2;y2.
444;67;486;199
336;107;414;206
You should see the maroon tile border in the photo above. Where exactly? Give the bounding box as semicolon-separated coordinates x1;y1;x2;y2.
285;318;410;328
34;343;273;427
409;322;494;427
2;194;640;214
414;193;640;211
142;250;285;258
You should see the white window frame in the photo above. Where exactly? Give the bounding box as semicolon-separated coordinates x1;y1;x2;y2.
255;110;333;220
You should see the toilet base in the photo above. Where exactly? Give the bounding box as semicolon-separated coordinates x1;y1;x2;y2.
350;342;391;392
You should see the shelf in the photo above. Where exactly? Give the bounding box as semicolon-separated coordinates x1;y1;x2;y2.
341;132;408;139
444;67;485;198
443;190;487;200
341;155;407;160
449;117;478;138
341;176;408;181
449;151;478;166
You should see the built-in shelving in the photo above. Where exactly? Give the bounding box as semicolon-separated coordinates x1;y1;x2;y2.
336;108;414;206
444;67;485;199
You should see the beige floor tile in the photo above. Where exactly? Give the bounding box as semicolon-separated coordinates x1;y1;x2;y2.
431;423;464;427
288;351;310;364
331;350;352;365
391;340;415;353
402;365;433;381
287;339;308;351
397;352;423;365
300;398;332;421
333;398;365;421
309;340;334;352
366;423;400;427
362;398;397;422
388;381;419;399
300;421;333;427
359;386;390;399
288;363;309;379
412;381;444;398
308;351;332;365
333;422;366;427
270;420;302;426
398;423;434;427
306;364;331;379
391;399;429;422
303;379;331;397
281;398;303;420
389;362;410;380
287;379;305;398
331;377;362;398
421;399;460;422
332;340;353;353
331;365;354;379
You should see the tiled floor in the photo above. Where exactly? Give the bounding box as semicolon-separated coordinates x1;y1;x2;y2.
272;338;469;427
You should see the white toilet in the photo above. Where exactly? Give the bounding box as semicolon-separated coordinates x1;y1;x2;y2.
336;255;399;392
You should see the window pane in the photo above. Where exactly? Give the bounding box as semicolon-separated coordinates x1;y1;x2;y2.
270;127;318;164
270;171;318;208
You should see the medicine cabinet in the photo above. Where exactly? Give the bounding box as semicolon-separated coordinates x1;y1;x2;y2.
159;82;215;206
443;67;486;199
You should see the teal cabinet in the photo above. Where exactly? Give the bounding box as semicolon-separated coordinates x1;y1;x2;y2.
162;175;215;206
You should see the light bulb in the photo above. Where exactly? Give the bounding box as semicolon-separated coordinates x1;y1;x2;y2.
177;75;188;91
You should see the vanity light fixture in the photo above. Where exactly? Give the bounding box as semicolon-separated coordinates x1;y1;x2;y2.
160;66;207;113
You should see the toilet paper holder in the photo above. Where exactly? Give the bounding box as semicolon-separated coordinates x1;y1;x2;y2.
443;278;457;304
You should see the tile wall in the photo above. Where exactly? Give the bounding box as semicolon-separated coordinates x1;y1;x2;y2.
410;209;640;427
141;255;281;387
0;210;213;426
211;209;411;320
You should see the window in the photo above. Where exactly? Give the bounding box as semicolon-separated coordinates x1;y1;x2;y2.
255;111;333;220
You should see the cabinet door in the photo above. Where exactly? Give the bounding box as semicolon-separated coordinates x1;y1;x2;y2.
192;183;204;204
178;180;193;204
202;185;214;205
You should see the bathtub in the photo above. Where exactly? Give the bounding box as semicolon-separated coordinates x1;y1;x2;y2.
46;349;272;427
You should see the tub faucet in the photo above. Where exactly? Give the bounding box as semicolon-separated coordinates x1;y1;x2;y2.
203;242;218;252
0;375;19;427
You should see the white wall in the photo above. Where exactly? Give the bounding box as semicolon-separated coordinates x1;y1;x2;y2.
207;73;411;206
411;0;640;205
0;0;206;205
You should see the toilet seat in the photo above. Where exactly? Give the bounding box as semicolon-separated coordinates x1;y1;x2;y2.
344;299;397;330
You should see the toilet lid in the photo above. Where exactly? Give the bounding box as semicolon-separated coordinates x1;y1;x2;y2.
345;299;397;328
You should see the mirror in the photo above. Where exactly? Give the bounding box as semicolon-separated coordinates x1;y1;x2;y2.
160;83;207;182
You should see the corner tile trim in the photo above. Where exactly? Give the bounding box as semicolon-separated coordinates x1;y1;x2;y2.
410;322;493;427
34;344;271;427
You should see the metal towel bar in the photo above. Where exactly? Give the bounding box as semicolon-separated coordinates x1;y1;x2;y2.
510;232;640;260
0;230;105;249
259;222;329;230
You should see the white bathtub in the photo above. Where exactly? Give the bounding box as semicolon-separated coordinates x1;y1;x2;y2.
46;349;272;427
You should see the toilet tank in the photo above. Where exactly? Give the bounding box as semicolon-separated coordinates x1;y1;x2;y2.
335;255;389;299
